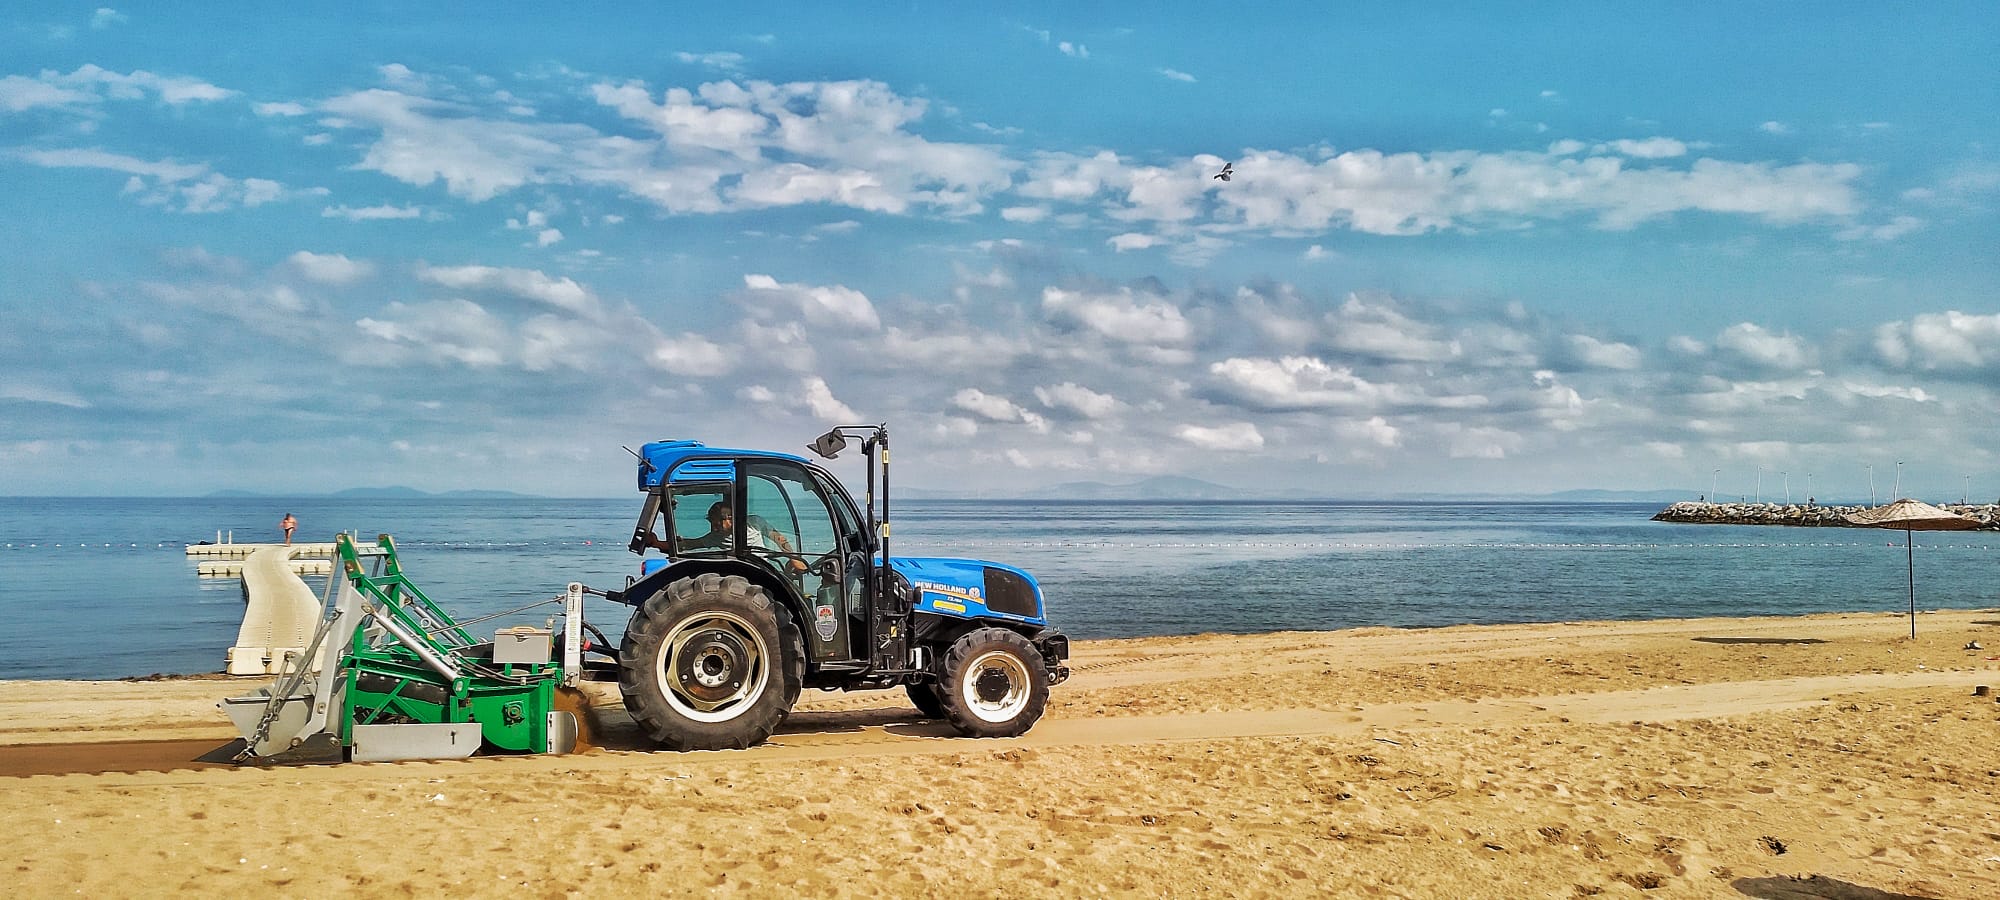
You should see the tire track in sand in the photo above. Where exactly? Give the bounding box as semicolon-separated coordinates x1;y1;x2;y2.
597;667;1991;766
3;668;1982;778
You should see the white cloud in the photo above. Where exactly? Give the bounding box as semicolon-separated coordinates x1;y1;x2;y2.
1108;232;1163;252
802;377;859;422
287;250;374;285
1207;355;1486;413
536;227;563;246
322;88;578;202
1760;121;1792;135
1018;142;1861;238
36;64;234;105
952;388;1027;422
0;384;90;408
1715;323;1810;370
649;333;731;376
254;101;310;117
1158;68;1196;83
1175;422;1263;450
1209;356;1389;411
1606;137;1687;159
1439;423;1517;459
322;203;424;221
90;8;128;29
15;148;312;213
808;219;860;237
1325;294;1460;362
1834;215;1922;242
0;75;93;112
1668;335;1708;355
1000;206;1048;223
1874;311;2000;370
1566;334;1641;369
352;299;511;369
674;51;746;73
1033;382;1120;419
741;273;881;330
417;264;599;316
880;327;1026;370
1838;381;1931;403
1041;286;1191;345
590;78;1018;215
16;147;204;182
1338;416;1402;449
1058;41;1089;59
935;416;978;439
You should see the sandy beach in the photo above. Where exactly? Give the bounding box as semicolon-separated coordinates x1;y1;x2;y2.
4;609;1998;898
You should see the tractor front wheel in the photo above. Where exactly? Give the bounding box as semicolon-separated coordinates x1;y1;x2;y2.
618;573;803;751
937;628;1049;738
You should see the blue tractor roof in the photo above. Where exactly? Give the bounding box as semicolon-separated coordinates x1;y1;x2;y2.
637;440;812;489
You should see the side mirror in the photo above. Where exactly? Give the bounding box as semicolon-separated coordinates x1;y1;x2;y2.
809;429;848;460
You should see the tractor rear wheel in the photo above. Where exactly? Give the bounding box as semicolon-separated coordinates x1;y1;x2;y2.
937;628;1048;738
905;682;948;719
618;573;803;751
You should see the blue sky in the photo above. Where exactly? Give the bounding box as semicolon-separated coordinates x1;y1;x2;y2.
2;4;1996;498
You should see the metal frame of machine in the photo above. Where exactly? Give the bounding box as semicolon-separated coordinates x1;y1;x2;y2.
222;534;584;763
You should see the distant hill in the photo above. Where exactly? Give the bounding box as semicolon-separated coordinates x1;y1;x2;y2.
204;487;541;499
1539;488;1699;503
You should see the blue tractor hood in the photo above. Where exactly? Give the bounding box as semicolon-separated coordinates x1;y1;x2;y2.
888;556;1047;626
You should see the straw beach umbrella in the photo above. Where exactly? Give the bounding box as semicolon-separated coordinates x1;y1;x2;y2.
1843;498;1979;638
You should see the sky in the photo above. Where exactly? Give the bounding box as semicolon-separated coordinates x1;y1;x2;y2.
1;4;1996;499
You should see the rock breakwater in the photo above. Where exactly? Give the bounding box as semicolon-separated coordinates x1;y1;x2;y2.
1651;501;2000;529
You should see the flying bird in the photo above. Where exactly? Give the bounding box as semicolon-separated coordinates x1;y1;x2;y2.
1213;162;1233;182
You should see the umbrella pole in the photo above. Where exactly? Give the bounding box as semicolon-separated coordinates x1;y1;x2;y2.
1906;528;1916;639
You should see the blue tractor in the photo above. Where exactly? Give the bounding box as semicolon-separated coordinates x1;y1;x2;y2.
602;425;1070;750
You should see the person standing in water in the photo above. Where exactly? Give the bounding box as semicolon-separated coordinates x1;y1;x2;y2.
279;513;297;546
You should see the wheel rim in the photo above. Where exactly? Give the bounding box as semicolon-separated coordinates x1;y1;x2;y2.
656;611;769;723
959;648;1030;723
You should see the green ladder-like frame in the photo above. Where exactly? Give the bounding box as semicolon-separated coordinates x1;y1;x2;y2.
331;534;558;754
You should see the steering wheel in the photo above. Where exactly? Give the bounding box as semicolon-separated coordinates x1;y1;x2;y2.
753;548;815;575
807;551;844;579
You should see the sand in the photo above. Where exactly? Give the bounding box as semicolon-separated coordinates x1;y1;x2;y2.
4;609;1999;898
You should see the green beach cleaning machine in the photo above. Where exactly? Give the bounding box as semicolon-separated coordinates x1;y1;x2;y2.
220;533;592;763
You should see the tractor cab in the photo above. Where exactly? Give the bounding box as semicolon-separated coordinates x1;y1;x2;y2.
618;440;879;669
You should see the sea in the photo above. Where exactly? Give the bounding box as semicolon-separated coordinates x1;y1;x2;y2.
2;497;1996;681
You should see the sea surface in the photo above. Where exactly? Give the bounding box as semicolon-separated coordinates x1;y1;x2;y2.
2;497;1996;680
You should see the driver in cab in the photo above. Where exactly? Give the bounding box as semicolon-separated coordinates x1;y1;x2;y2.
643;501;807;574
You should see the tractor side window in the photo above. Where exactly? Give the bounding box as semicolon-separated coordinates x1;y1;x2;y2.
666;484;730;557
745;464;839;561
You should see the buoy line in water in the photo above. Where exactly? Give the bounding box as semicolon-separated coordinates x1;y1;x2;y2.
917;540;2000;551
